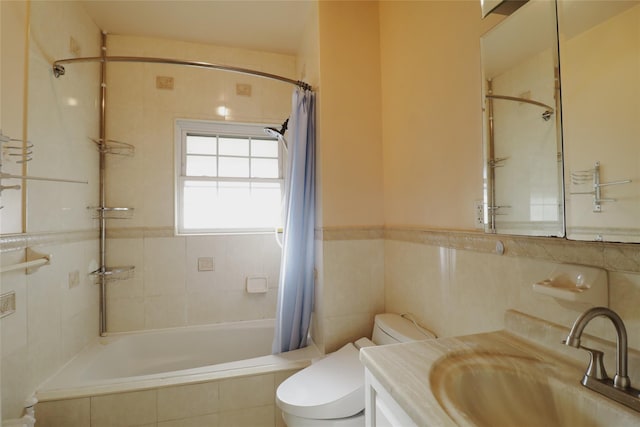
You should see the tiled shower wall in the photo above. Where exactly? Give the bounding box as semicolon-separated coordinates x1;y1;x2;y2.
0;1;101;420
103;35;296;332
106;233;282;332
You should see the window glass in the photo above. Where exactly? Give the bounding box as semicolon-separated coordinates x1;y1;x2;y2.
219;137;249;156
186;135;217;155
251;139;279;158
251;158;279;178
177;120;283;233
185;155;217;176
218;156;249;177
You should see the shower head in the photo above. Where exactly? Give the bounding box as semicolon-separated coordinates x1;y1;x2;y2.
264;127;282;138
264;118;288;138
264;118;289;150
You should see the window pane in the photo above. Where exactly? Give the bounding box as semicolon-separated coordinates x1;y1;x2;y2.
182;180;281;230
178;121;285;232
183;181;218;230
219;137;249;156
186;135;217;155
251;138;279;158
251;158;279;178
219;156;249;177
186;155;217;176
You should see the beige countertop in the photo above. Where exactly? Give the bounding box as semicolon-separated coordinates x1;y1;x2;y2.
360;310;640;426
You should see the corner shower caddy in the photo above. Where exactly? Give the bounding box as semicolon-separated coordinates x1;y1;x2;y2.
52;32;312;336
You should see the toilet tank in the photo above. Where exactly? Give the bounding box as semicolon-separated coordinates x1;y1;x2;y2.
371;313;435;345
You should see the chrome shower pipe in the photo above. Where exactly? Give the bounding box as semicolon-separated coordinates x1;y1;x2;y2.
486;80;497;233
98;32;108;336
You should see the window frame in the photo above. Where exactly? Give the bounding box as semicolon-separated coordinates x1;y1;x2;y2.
175;119;284;235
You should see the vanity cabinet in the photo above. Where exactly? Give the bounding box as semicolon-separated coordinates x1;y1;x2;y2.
364;368;418;427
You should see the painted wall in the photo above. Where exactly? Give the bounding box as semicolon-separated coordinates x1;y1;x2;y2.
312;1;385;352
312;0;640;358
103;35;296;332
317;0;384;228
380;0;484;229
0;0;100;419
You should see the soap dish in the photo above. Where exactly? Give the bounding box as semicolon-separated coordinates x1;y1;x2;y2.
532;264;608;307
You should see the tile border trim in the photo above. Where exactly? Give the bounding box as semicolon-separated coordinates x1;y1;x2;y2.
320;226;640;274
5;226;635;273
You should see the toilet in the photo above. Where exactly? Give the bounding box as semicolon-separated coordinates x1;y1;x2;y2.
276;313;436;426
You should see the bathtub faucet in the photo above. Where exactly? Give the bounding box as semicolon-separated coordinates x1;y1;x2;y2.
563;307;640;412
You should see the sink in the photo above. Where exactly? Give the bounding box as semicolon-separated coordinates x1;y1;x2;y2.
429;351;635;427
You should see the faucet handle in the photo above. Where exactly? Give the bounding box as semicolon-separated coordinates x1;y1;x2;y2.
581;345;608;381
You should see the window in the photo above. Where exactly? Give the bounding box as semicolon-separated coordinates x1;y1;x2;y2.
175;120;284;233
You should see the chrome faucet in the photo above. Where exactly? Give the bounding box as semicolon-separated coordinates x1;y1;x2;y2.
564;307;640;412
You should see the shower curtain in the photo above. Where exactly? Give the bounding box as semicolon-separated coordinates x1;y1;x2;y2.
272;88;316;354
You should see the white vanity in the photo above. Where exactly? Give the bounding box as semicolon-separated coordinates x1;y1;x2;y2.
360;310;640;427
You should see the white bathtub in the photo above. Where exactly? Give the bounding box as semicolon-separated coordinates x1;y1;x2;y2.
36;319;319;402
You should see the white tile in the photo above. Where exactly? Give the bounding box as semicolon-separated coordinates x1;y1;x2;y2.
144;295;187;329
107;297;145;332
157;382;219;421
36;398;90;427
219;374;274;411
91;390;157;427
158;413;219;427
143;237;186;297
219;405;275;427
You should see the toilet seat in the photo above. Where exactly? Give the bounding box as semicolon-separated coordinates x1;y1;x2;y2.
277;342;368;420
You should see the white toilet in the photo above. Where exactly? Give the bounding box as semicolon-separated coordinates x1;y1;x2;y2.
276;313;436;426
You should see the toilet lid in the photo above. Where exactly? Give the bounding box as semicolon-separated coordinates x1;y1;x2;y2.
277;342;366;420
375;313;436;342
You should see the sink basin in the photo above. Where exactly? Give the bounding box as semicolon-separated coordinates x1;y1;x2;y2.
429;351;635;427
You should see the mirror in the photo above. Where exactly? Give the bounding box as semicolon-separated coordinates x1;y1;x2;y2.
558;0;640;243
481;0;564;237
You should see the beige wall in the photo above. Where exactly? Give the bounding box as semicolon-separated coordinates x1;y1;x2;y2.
313;1;385;352
0;1;101;420
380;0;484;229
317;0;384;228
314;0;640;357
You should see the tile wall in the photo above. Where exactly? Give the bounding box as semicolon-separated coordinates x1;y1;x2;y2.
103;35;296;332
36;370;298;427
105;233;282;332
318;227;640;355
1;1;100;420
313;230;385;353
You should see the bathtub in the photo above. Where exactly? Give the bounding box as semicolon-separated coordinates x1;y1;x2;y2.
36;319;320;402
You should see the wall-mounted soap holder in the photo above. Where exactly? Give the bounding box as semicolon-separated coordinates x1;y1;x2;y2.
532;263;608;307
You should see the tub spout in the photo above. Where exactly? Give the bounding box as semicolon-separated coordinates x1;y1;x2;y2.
563;307;640;412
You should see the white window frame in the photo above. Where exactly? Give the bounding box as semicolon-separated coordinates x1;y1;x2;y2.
175;119;284;235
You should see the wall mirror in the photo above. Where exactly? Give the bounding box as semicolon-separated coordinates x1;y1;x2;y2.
481;0;564;237
558;0;640;243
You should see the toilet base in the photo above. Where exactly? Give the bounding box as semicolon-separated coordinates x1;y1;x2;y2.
282;410;365;427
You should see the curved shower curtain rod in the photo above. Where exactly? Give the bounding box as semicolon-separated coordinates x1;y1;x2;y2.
52;56;312;91
486;93;554;120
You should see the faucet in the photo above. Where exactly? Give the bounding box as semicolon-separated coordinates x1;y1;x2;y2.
564;307;640;412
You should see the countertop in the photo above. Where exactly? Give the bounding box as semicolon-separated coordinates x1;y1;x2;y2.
359;310;640;426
